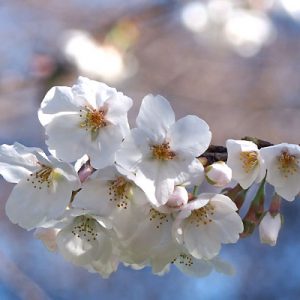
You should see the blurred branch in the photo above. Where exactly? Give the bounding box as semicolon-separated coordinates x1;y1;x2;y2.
0;250;50;300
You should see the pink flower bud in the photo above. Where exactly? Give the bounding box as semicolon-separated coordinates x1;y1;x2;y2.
259;212;281;246
205;161;232;187
167;186;189;209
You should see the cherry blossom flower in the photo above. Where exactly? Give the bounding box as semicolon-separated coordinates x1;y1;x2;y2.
173;193;243;260
56;210;116;267
259;212;282;246
72;165;149;241
119;204;175;265
116;94;211;206
226;139;266;189
118;185;188;266
260;143;300;201
0;143;80;230
38;76;132;168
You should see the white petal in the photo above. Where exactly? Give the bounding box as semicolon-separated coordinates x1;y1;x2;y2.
72;76;108;108
183;223;221;259
86;236;119;278
0;143;40;183
91;125;123;169
134;162;175;206
174;254;213;277
275;180;300;201
72;178;114;216
122;209;173;264
5;165;79;230
106;93;132;120
151;241;180;274
209;193;238;211
45;113;91;162
136;94;175;143
175;158;204;186
116;128;148;172
168;115;211;157
38;86;79;126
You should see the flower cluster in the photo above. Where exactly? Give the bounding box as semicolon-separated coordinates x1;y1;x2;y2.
227;139;300;201
0;76;297;278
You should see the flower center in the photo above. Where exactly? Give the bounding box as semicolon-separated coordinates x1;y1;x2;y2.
71;216;99;242
149;208;169;229
108;177;132;209
79;106;107;133
27;165;54;190
172;254;193;267
151;143;175;161
278;151;298;178
239;151;258;173
188;203;215;226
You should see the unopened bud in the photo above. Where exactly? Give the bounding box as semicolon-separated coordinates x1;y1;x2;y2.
259;212;281;246
167;186;188;209
205;161;232;187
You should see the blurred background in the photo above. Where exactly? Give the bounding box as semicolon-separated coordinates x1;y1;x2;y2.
0;0;300;299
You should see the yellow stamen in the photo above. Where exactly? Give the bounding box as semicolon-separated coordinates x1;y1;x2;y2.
278;151;298;178
188;203;215;227
239;151;258;173
71;216;98;241
151;142;175;161
108;177;132;209
149;208;169;229
27;165;54;190
79;106;107;133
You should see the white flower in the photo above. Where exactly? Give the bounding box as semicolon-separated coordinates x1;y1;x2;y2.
0;143;80;230
226;139;266;189
116;94;211;206
56;210;115;266
259;212;281;246
119;204;175;265
173;193;243;260
38;76;132;168
205;161;232;187
72;165;149;241
260;143;300;201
